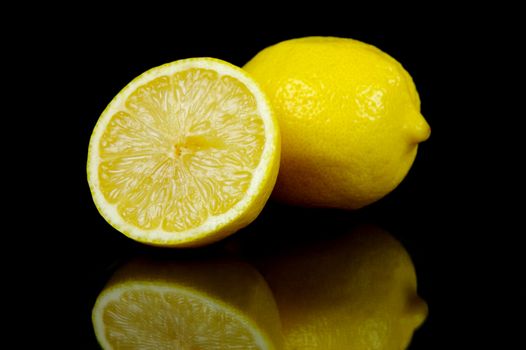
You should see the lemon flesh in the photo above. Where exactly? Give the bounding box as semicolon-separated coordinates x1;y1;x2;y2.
87;58;279;246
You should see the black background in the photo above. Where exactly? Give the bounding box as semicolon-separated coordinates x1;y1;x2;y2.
64;13;515;349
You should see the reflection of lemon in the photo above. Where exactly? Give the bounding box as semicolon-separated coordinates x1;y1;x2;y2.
92;259;283;349
87;58;280;247
244;37;430;209
262;225;427;349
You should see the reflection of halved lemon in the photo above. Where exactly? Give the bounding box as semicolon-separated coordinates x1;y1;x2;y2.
87;58;280;247
262;225;427;350
92;259;283;349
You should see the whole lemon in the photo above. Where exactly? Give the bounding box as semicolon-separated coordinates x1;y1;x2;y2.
261;225;428;349
244;37;430;209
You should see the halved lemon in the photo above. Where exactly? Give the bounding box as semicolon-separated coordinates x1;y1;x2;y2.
87;58;280;247
92;259;283;349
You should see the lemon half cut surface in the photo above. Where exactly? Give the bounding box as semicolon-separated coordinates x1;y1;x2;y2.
87;58;280;247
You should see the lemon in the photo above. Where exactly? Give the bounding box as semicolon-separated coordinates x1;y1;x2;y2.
244;37;430;209
92;258;283;349
87;58;280;247
262;225;428;350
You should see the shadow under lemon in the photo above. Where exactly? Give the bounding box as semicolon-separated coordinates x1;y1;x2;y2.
92;258;283;349
259;225;428;350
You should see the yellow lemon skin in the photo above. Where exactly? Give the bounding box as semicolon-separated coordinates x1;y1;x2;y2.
261;225;428;350
244;37;430;209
